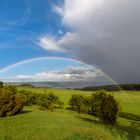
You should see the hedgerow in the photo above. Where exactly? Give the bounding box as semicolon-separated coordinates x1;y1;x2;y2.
19;90;64;111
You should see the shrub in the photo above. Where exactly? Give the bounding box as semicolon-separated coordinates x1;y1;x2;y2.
69;91;119;125
19;90;38;106
57;100;64;108
0;88;24;117
19;90;64;111
68;94;88;113
4;85;17;94
37;92;62;111
90;90;119;125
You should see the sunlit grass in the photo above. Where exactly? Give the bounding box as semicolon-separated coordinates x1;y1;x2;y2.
0;87;139;140
18;87;140;115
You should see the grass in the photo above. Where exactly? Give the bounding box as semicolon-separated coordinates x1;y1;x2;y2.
18;87;140;115
0;87;140;140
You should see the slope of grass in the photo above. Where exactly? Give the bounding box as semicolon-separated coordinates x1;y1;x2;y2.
0;107;127;140
0;87;139;140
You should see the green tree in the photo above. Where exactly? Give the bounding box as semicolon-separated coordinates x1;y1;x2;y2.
90;90;119;125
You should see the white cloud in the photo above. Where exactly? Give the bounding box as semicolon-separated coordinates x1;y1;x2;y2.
39;36;63;52
38;32;77;52
55;0;103;28
16;75;31;79
3;66;103;82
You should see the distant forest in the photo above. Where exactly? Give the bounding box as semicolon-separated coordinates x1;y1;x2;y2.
79;84;140;91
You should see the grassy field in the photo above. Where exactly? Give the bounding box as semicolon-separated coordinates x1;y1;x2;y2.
0;87;140;140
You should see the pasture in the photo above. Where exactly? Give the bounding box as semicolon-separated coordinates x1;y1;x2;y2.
0;87;139;140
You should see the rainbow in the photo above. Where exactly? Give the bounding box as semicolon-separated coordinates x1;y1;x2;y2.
0;56;121;89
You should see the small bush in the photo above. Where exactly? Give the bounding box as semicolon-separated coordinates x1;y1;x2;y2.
68;94;88;113
90;90;119;125
37;92;62;111
57;100;64;108
4;85;17;94
19;90;38;106
0;88;23;117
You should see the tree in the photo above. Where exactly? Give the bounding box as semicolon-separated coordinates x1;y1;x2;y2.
90;90;119;125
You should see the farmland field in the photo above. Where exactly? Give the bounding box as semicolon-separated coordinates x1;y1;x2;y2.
0;87;140;140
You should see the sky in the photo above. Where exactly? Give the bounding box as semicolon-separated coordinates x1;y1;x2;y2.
0;0;140;84
0;58;108;83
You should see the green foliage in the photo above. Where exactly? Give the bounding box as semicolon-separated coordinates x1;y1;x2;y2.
89;91;107;117
5;85;18;94
57;100;64;108
98;93;119;125
90;90;119;125
37;92;63;111
19;90;38;106
0;81;3;88
0;87;23;117
68;94;88;113
69;91;119;125
19;90;64;111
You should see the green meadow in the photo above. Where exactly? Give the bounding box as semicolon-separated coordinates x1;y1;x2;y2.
0;87;140;140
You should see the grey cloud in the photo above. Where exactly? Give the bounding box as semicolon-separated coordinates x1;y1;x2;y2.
54;0;140;84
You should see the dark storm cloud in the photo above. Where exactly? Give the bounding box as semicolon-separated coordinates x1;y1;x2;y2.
39;0;140;84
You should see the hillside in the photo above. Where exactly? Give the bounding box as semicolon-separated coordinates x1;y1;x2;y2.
0;87;139;140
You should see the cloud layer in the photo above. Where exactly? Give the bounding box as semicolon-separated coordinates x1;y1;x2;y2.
2;67;102;82
39;0;140;83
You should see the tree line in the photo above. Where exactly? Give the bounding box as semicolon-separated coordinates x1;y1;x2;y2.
80;84;140;91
